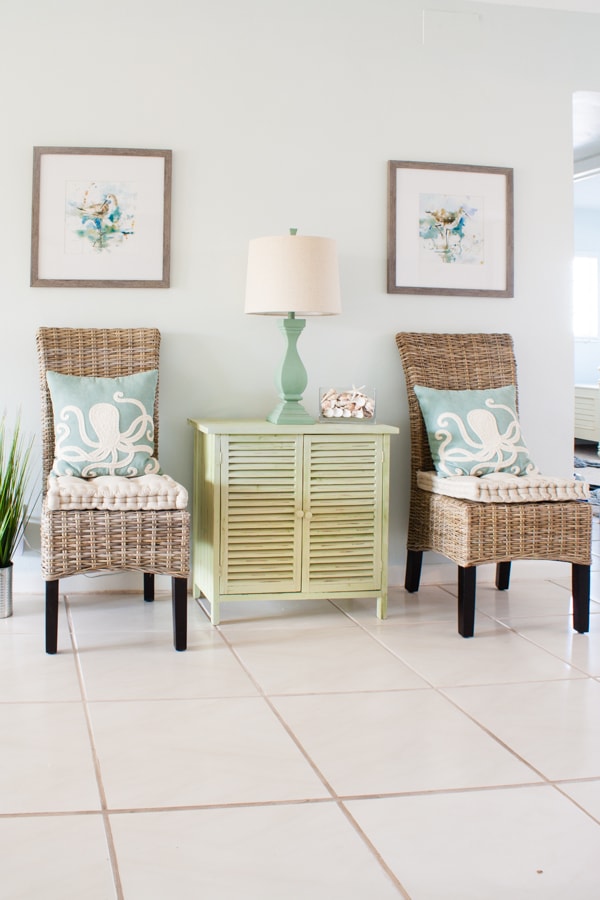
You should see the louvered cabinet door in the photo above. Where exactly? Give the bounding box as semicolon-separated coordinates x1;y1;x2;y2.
188;419;398;624
220;434;303;594
303;434;383;593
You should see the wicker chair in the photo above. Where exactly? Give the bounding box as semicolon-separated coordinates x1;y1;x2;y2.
36;327;190;653
395;332;591;637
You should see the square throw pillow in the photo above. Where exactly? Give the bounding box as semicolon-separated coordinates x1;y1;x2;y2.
46;369;161;477
413;384;538;478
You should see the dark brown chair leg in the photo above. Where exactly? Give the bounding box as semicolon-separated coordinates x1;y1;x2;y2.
572;564;590;634
46;580;59;654
405;550;423;593
144;573;155;602
495;561;511;591
172;577;187;651
458;566;476;637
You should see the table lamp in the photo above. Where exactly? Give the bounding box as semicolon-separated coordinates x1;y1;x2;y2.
244;231;341;424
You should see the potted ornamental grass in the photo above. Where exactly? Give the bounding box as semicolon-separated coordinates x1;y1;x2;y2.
0;413;36;617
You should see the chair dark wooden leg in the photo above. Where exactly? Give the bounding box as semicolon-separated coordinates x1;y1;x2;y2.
572;563;590;634
405;550;423;593
144;572;155;602
495;561;511;591
46;580;59;654
172;577;187;651
458;566;476;637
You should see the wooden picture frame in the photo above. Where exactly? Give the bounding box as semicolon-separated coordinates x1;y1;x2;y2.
387;160;514;297
31;147;172;288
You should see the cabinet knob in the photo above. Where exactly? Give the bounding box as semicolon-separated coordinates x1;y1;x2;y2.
296;510;304;518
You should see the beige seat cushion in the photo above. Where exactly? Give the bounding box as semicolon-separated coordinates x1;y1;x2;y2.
46;473;188;511
417;470;589;503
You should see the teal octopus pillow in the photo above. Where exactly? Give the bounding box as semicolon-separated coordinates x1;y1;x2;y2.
46;370;161;478
413;384;538;478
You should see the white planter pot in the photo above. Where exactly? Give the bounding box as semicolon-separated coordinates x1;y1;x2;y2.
0;563;13;618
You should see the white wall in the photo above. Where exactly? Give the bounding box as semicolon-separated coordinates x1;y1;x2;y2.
3;0;600;590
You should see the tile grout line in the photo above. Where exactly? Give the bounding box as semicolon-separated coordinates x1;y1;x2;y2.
213;623;341;800
552;782;600;827
214;621;410;897
3;778;595;823
64;594;125;900
211;594;600;808
38;582;600;893
332;592;600;831
334;585;599;687
337;800;413;899
330;594;572;788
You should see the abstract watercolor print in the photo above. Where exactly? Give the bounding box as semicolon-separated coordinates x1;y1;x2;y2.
419;193;483;265
65;181;137;254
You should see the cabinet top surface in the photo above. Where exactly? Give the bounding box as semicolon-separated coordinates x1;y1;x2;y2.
188;418;399;435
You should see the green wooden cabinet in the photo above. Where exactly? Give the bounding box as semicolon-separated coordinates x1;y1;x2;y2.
187;419;399;624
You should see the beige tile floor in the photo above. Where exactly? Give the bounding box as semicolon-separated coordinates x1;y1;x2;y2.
4;537;600;899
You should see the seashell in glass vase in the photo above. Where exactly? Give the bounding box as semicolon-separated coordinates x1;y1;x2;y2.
319;386;376;423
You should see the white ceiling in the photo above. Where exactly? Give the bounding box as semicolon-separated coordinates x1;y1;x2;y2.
477;0;600;10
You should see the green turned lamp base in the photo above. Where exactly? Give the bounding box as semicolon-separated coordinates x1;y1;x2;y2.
267;400;315;425
266;313;316;425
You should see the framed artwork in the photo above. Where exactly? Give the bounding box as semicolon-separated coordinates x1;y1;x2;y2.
31;147;172;288
387;160;514;297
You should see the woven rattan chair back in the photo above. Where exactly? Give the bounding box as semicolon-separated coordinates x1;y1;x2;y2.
36;327;188;654
37;327;161;482
397;332;517;481
395;331;591;638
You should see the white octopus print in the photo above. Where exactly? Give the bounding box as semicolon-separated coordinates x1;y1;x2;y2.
55;392;160;477
435;398;537;477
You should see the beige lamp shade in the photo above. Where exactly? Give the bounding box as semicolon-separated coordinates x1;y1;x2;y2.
244;235;342;316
